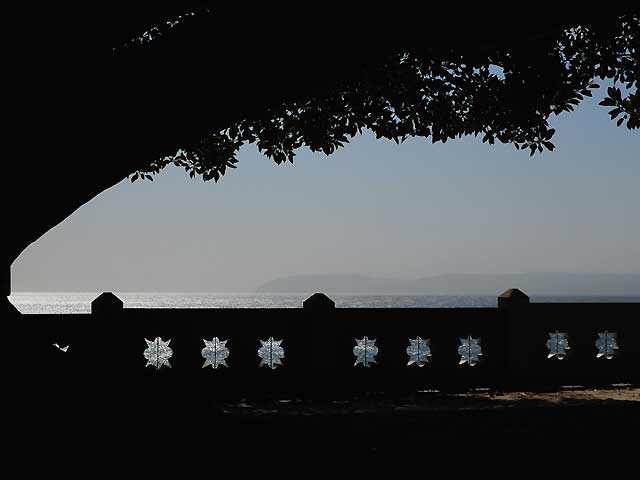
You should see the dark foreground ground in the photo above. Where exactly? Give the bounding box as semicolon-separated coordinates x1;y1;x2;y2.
21;379;639;458
209;385;640;450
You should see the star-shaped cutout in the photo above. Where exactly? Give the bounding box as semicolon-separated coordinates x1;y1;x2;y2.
202;337;230;368
546;331;569;360
596;331;618;359
458;336;482;366
258;337;285;369
143;337;173;369
406;337;431;367
353;337;378;367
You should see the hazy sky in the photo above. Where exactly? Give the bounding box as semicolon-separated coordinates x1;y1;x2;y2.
13;88;640;292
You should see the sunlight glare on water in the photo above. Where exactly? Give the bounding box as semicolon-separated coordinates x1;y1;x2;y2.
9;292;640;314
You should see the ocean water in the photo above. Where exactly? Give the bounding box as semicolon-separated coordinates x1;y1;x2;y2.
9;292;640;314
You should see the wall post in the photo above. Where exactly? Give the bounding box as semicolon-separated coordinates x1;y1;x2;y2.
498;288;531;386
91;292;123;318
303;293;337;369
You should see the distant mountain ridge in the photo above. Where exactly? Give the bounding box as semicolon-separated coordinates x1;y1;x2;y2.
256;273;640;295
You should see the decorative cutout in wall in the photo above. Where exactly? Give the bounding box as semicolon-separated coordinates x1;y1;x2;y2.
258;337;285;369
596;331;619;359
546;331;569;360
458;336;482;366
353;337;378;367
406;337;431;367
202;338;230;368
143;337;173;369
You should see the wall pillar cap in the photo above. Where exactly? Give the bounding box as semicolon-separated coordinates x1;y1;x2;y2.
303;292;335;309
91;292;123;315
498;288;530;308
498;288;529;300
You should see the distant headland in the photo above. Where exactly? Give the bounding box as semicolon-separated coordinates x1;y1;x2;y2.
256;272;640;295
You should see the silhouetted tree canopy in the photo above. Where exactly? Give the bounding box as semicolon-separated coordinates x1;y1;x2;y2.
122;8;638;184
3;5;639;288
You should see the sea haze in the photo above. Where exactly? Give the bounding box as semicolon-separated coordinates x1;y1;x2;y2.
10;292;640;314
257;272;640;295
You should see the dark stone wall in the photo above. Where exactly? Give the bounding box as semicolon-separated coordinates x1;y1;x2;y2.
24;291;640;396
